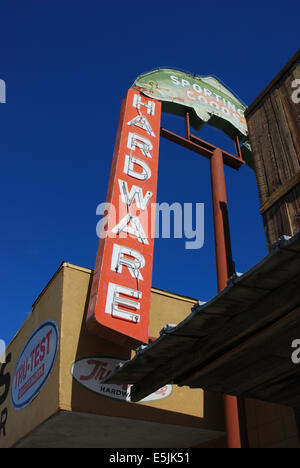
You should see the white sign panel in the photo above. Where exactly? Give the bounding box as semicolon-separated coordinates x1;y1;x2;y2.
11;321;59;409
71;357;172;402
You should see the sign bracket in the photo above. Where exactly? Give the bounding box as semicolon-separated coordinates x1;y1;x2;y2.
161;111;245;170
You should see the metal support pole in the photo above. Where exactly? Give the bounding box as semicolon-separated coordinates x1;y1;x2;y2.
185;111;191;140
210;147;243;449
210;148;234;288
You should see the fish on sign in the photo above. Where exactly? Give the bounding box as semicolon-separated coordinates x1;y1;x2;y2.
87;88;161;348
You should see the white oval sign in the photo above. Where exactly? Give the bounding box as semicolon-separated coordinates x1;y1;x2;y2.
71;357;172;402
11;321;59;409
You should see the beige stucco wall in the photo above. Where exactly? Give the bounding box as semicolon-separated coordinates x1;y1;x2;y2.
0;262;225;448
245;398;300;448
0;268;63;448
1;261;298;448
59;263;214;422
194;399;300;448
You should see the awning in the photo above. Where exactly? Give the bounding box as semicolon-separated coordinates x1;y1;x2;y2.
105;233;300;408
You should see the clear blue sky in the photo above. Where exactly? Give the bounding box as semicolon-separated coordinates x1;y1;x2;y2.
0;1;299;344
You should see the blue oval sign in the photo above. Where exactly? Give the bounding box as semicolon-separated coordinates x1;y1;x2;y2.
11;321;59;409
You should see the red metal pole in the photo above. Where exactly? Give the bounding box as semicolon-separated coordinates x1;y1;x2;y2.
234;135;243;160
210;148;235;288
210;147;242;449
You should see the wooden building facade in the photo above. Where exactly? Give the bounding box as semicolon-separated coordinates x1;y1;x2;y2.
245;50;300;250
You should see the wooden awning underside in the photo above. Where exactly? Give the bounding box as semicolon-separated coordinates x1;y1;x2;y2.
105;233;300;408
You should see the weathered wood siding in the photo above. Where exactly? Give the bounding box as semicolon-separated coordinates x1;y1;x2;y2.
245;51;300;250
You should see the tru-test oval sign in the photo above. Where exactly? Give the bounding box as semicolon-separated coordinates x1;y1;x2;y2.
71;357;172;402
11;321;59;409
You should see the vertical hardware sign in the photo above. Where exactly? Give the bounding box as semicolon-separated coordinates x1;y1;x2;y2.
87;88;161;348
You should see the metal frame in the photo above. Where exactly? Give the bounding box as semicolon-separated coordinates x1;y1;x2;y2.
161;111;246;449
